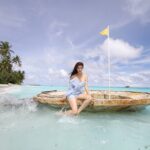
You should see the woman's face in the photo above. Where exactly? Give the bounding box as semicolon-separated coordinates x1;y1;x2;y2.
77;65;83;74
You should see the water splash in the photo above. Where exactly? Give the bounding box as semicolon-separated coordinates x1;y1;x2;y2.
57;114;79;124
0;94;38;112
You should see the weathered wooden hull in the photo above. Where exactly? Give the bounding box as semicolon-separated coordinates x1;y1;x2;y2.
33;90;150;112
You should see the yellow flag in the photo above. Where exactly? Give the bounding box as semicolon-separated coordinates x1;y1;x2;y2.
100;26;109;36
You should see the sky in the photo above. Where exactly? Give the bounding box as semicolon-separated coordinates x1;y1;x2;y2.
0;0;150;87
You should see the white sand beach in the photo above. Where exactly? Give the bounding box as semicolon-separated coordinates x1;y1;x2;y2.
0;84;21;94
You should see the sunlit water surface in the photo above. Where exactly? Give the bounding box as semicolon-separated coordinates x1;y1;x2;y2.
0;85;150;150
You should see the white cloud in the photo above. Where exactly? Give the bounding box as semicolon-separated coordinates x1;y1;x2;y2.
60;69;69;77
113;70;150;87
111;0;150;29
0;0;149;87
48;68;68;78
19;35;149;87
132;56;150;64
101;38;142;61
124;0;150;24
48;20;69;39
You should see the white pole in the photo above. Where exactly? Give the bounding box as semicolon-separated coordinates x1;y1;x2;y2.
107;25;111;100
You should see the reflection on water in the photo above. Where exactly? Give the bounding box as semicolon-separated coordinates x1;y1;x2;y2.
0;85;150;150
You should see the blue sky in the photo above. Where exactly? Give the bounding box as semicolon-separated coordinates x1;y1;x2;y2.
0;0;150;87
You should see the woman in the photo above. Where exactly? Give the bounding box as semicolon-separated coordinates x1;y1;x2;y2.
64;61;92;115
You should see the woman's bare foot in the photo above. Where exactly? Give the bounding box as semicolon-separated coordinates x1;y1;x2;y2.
63;110;79;116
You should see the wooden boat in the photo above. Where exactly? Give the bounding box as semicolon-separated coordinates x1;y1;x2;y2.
33;90;150;111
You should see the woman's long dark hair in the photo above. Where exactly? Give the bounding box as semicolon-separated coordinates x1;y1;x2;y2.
69;62;84;79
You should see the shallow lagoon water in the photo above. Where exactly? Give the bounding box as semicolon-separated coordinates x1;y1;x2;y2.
0;85;150;150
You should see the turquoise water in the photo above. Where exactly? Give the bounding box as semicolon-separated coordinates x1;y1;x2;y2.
9;85;150;99
0;85;150;150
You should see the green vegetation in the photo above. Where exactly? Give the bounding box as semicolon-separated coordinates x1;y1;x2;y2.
0;41;25;84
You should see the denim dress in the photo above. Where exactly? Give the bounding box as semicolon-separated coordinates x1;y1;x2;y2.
65;77;85;100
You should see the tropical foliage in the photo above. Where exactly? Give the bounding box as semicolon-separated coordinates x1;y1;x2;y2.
0;41;25;84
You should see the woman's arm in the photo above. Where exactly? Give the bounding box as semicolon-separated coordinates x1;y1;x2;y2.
84;74;90;95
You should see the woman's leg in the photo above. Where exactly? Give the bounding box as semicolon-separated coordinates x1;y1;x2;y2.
64;95;78;116
76;94;92;114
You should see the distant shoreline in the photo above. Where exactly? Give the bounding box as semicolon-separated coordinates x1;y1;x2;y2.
0;83;150;88
0;83;149;94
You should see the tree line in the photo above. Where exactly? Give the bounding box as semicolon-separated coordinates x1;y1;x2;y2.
0;41;25;84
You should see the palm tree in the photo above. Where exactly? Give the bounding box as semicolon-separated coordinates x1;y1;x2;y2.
0;41;13;72
12;55;21;67
0;41;14;56
0;41;25;84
